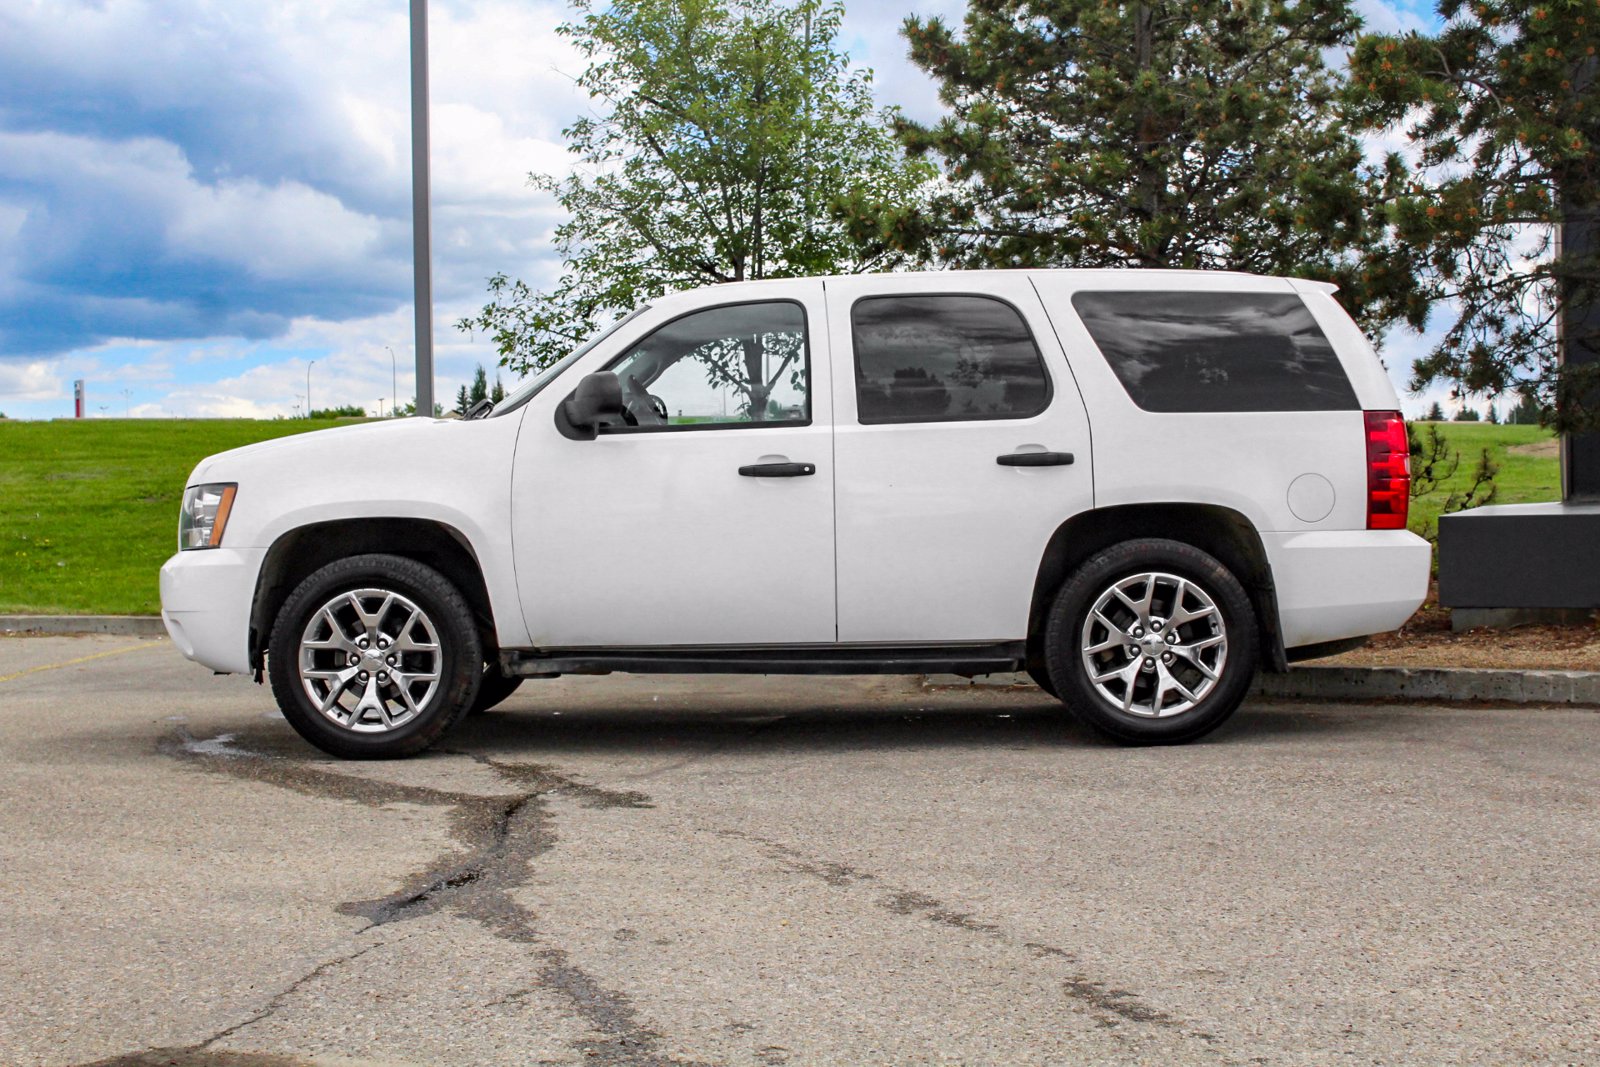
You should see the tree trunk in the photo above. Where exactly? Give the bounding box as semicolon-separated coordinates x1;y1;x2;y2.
1559;204;1600;501
742;336;769;421
1131;5;1165;267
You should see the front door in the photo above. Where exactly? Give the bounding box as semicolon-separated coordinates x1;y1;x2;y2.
826;275;1095;643
512;282;835;648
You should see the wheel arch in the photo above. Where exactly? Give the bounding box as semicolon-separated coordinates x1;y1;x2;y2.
249;518;496;675
1027;503;1288;674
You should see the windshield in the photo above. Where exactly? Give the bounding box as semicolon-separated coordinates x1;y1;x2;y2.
488;305;652;418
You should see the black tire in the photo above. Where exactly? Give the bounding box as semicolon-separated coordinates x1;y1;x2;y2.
268;554;482;759
469;665;523;714
1025;665;1058;698
1043;538;1258;745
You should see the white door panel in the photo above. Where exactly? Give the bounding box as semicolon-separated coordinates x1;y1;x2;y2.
828;277;1095;643
512;282;835;648
515;426;835;646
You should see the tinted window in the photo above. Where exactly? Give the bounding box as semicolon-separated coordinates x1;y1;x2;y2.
603;301;808;430
1071;291;1358;413
852;295;1051;424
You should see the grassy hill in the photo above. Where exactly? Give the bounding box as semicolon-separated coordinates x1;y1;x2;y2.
1407;421;1561;540
0;417;1566;616
0;419;360;615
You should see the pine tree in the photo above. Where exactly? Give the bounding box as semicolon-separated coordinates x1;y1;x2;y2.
454;384;471;416
491;376;506;405
1425;401;1446;422
1485;404;1501;425
1453;405;1481;422
469;366;489;406
1508;391;1542;425
1348;3;1600;431
844;0;1411;334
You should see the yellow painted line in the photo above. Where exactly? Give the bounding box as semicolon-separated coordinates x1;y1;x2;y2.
0;641;158;684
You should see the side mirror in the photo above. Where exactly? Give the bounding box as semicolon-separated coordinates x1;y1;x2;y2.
555;371;626;440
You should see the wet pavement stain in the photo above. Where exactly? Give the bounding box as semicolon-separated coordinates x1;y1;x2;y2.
150;718;1215;1063
1061;976;1178;1027
155;723;684;1067
472;753;654;810
713;829;876;888
708;827;1196;1038
880;889;1004;934
337;790;547;939
73;1053;324;1067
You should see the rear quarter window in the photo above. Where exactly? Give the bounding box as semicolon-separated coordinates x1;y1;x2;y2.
1070;291;1359;413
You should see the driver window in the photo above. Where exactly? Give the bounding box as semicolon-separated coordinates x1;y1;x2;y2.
603;301;809;429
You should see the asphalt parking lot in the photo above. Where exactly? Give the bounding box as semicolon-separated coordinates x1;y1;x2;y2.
3;635;1598;1066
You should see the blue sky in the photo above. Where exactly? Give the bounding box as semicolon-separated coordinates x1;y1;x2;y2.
0;0;1453;421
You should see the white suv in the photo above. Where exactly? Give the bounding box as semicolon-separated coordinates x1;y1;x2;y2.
161;270;1429;758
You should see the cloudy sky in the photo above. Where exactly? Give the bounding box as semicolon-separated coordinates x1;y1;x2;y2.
0;0;1450;421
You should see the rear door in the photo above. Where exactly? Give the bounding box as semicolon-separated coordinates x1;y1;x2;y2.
826;275;1095;643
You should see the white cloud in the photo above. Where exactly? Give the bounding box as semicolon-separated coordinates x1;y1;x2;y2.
168;177;390;281
0;0;589;360
842;0;965;124
0;360;61;403
111;296;522;419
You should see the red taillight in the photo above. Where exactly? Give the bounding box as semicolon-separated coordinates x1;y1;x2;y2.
1365;410;1410;530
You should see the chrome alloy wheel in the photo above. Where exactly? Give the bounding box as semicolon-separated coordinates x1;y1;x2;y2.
297;588;442;733
1079;571;1228;718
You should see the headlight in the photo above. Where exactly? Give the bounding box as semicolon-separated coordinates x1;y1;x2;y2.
178;483;237;550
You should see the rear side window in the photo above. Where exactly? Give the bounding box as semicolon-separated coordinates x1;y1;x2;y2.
852;295;1051;424
1070;291;1358;413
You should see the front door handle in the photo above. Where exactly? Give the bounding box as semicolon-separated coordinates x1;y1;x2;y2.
996;451;1074;467
739;461;816;477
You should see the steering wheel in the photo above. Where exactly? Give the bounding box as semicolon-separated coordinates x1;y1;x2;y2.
622;373;668;426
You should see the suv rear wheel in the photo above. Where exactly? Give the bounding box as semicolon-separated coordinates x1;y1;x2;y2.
267;554;482;759
1043;538;1258;744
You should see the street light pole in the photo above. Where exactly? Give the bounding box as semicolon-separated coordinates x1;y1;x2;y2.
385;345;398;414
410;0;434;418
307;360;315;418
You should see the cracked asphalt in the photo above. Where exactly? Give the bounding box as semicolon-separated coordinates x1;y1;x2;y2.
2;634;1598;1066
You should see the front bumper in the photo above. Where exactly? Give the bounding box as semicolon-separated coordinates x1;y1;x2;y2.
159;547;260;674
1263;529;1432;650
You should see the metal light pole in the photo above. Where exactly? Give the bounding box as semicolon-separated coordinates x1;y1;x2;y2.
307;360;315;418
410;0;435;418
385;345;398;414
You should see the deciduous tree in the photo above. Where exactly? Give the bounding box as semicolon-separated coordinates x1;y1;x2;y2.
461;0;932;376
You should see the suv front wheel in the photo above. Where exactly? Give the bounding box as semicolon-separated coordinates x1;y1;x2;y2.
267;554;482;759
1043;539;1258;745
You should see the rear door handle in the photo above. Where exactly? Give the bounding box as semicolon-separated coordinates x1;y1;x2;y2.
739;461;816;477
996;451;1074;467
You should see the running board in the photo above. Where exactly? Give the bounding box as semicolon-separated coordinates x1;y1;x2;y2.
501;642;1028;678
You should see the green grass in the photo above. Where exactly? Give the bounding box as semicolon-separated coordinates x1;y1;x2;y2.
1407;421;1562;541
0;417;1567;616
0;419;360;615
